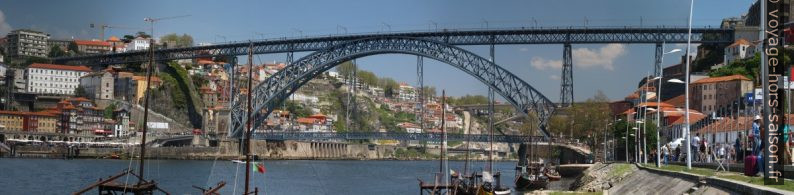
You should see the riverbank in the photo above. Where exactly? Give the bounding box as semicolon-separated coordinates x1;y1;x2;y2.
3;144;520;161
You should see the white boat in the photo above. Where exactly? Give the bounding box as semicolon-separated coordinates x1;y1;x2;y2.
231;160;245;164
494;189;512;195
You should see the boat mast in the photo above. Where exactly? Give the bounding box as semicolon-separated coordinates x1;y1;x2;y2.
244;42;254;194
441;90;448;187
138;40;155;184
463;111;472;176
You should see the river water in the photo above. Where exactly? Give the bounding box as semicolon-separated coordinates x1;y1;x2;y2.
0;158;575;194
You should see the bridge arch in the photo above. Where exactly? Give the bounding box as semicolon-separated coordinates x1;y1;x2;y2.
231;37;556;138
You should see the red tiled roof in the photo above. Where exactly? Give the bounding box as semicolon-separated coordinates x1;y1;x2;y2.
726;38;752;48
669;114;706;125
692;75;750;84
70;97;90;102
29;63;92;72
308;114;326;119
74;40;111;47
296;117;318;124
635;102;674;108
664;95;686;108
107;36;121;42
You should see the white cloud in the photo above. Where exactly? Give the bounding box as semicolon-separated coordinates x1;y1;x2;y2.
530;57;562;70
519;47;529;52
572;44;626;70
0;10;10;36
549;75;560;80
530;44;626;71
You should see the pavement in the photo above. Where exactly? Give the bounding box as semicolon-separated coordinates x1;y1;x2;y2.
608;169;734;195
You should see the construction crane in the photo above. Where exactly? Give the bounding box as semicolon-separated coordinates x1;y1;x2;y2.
90;23;138;41
143;15;191;42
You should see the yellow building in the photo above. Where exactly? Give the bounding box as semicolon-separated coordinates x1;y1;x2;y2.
133;76;162;104
33;112;58;133
0;111;25;131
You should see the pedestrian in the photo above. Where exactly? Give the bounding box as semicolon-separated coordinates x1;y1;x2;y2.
735;132;743;162
693;133;701;162
662;144;670;165
718;144;726;160
675;145;681;162
752;115;761;156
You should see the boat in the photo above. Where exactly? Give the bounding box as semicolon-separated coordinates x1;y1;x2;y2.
232;159;245;164
514;167;549;191
514;142;549;191
543;163;561;181
418;91;454;195
494;189;512;195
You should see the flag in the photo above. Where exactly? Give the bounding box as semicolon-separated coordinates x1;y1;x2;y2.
253;162;266;173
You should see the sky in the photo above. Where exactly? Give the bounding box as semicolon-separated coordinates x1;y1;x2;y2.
0;0;756;101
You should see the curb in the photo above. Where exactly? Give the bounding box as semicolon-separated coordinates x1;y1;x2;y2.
636;164;790;195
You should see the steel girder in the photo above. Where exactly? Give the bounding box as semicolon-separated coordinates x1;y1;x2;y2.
54;27;733;66
253;132;543;143
558;29;571;109
654;43;663;77
229;37;556;139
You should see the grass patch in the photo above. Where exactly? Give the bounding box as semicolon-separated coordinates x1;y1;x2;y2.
549;191;602;195
607;163;634;178
644;163;715;177
717;174;794;192
641;164;794;192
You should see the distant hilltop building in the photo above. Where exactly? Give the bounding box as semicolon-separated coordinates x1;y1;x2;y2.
26;63;91;95
5;29;50;58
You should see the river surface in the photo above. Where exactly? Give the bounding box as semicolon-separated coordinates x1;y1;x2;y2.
0;158;575;194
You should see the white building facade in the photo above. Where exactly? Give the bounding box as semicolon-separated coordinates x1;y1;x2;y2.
26;63;91;95
398;83;417;102
126;37;151;51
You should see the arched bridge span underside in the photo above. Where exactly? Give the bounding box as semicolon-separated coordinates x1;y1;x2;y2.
231;37;556;139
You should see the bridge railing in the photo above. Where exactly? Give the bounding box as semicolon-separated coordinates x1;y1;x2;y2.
252;132;544;143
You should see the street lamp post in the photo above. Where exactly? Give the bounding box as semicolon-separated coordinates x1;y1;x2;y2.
684;0;694;170
652;47;681;167
625;114;630;162
604;122;612;162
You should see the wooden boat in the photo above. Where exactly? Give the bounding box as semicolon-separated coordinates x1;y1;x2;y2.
514;164;549;191
494;189;511;195
544;165;561;181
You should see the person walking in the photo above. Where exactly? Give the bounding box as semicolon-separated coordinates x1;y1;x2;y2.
662;144;670;166
752;115;761;156
735;132;743;163
693;133;701;162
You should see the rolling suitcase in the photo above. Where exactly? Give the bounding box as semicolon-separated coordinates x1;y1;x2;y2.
744;155;757;176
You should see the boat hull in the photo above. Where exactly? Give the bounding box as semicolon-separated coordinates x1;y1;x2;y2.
515;175;548;191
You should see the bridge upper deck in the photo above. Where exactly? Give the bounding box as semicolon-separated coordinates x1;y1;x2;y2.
54;27;733;66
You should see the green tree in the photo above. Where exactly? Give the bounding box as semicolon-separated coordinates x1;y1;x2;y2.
568;90;611;140
448;94;488;105
67;42;81;55
122;35;135;43
104;103;117;119
48;46;67;58
160;33;194;48
336;61;357;79
283;100;313;118
136;31;151;38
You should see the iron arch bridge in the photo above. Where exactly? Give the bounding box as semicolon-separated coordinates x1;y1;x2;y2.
231;36;556;139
